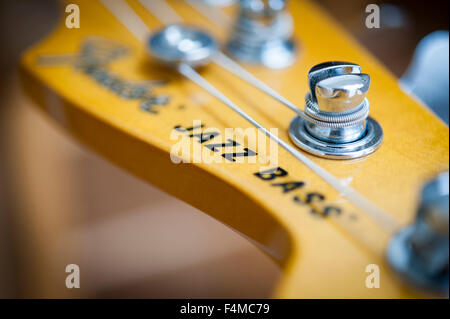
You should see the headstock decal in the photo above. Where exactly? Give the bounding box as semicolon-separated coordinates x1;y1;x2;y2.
37;37;170;114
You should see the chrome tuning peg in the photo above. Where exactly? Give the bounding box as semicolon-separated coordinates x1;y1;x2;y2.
387;172;449;296
289;61;383;159
226;0;296;69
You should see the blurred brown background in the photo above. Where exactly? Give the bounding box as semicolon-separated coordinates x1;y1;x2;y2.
0;0;448;298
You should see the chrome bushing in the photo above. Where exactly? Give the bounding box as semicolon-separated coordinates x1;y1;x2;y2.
226;0;297;69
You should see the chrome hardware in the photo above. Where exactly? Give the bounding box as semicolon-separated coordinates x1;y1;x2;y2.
226;0;296;68
400;30;449;125
148;24;217;67
387;172;449;296
289;62;383;159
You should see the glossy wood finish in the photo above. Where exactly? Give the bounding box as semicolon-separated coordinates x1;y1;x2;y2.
20;0;449;298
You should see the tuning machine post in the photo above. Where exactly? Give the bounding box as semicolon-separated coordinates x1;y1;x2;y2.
289;62;383;159
226;0;296;68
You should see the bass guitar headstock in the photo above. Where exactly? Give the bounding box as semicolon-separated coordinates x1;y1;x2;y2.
20;0;449;298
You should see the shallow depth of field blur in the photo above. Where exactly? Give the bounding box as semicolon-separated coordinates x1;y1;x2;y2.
0;0;448;298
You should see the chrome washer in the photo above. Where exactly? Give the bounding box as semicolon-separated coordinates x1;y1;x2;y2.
289;116;383;159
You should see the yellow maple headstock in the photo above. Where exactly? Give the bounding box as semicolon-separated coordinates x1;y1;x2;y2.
20;0;449;298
